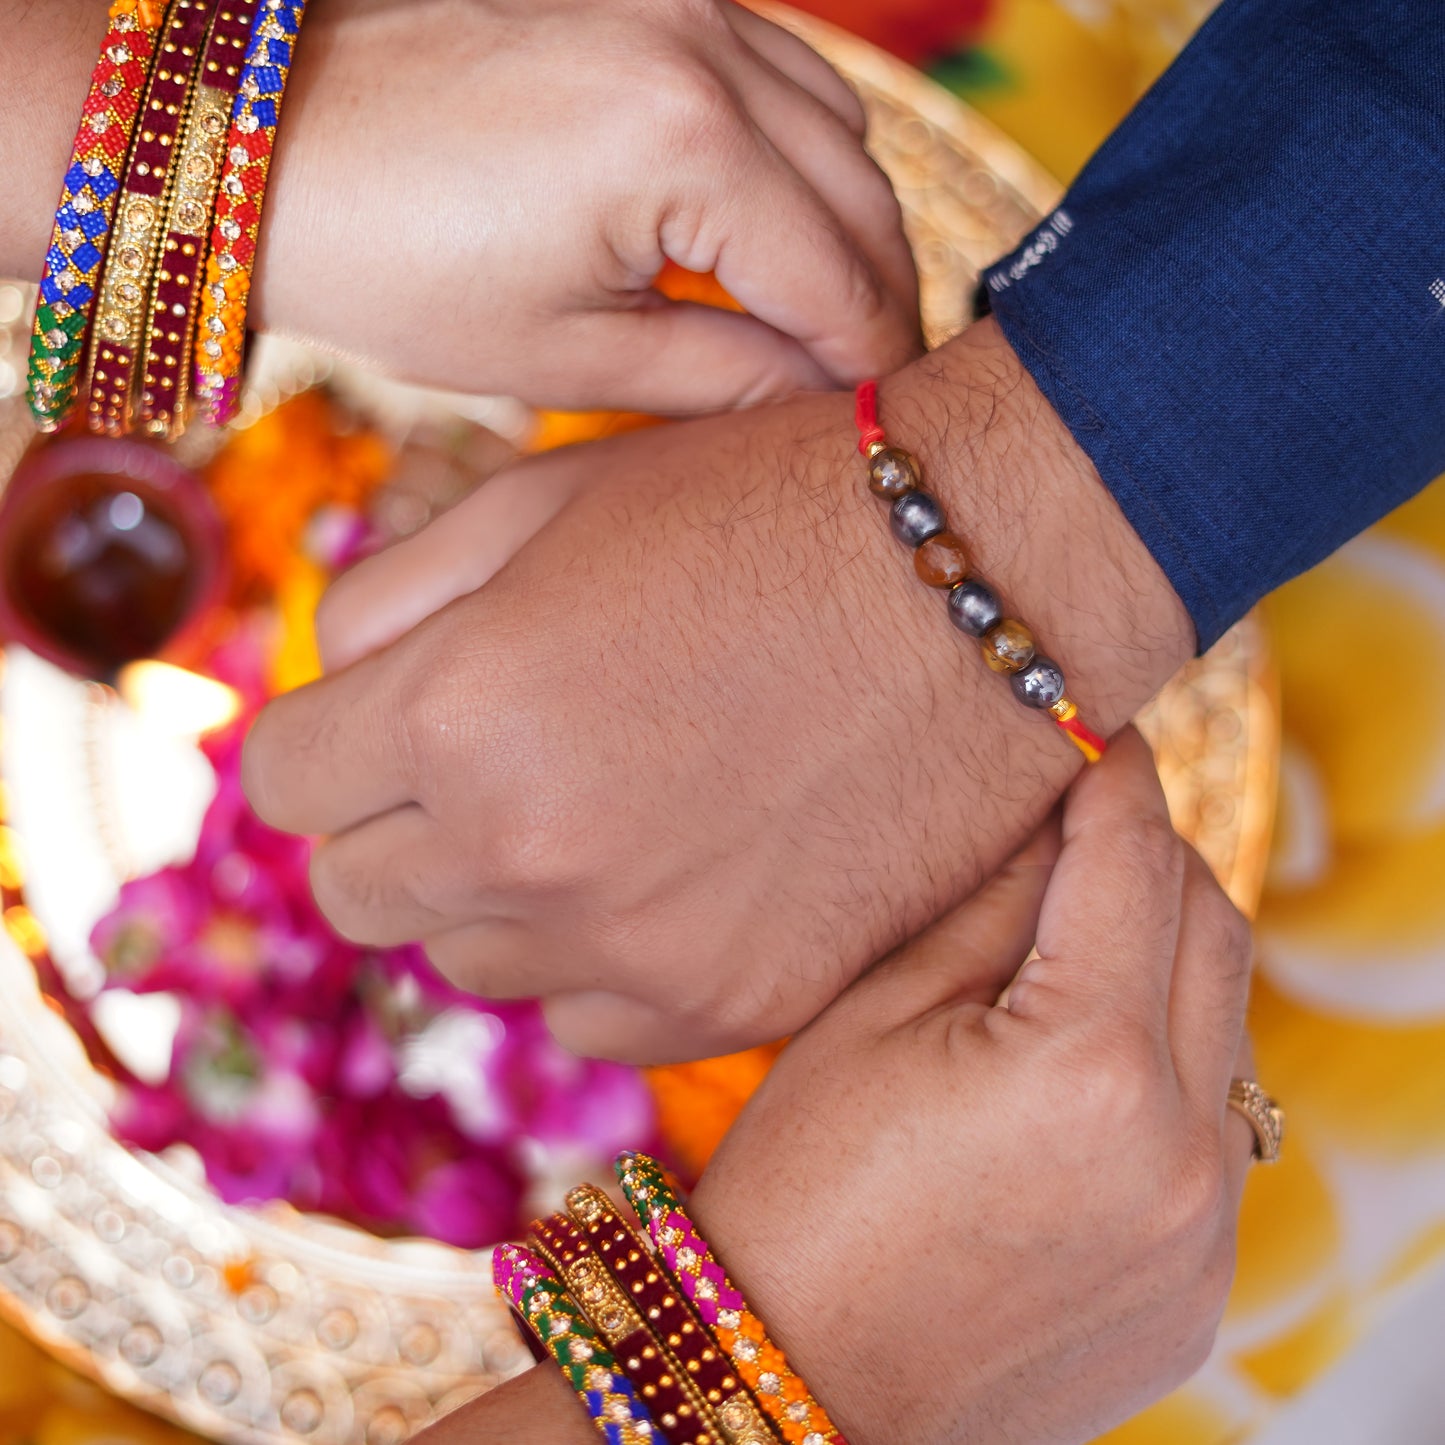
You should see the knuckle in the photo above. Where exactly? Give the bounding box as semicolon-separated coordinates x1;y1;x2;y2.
649;58;745;155
1156;1153;1229;1249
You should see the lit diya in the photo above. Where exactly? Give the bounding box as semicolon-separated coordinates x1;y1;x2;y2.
0;437;227;679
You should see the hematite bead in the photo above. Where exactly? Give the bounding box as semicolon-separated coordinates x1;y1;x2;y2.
1012;657;1066;708
981;618;1035;674
948;578;1003;636
868;447;919;500
914;532;970;588
890;490;946;548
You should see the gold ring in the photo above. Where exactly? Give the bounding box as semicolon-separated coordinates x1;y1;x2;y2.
1227;1079;1285;1163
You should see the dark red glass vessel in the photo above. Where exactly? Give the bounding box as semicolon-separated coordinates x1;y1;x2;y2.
0;437;227;679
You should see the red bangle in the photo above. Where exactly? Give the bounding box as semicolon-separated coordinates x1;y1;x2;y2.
27;0;168;432
85;0;223;436
617;1154;847;1445
135;0;255;436
532;1215;735;1445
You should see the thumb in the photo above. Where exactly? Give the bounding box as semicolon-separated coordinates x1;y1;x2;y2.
845;813;1061;1028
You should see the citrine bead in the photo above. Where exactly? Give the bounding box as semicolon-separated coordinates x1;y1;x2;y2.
981;619;1035;674
913;532;970;588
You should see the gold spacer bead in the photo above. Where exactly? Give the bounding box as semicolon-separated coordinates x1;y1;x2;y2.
1050;697;1079;722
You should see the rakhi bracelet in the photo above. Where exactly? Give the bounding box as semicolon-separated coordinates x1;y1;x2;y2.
27;0;167;431
854;380;1108;764
136;0;256;437
86;0;221;436
493;1242;659;1445
533;1213;764;1445
563;1189;779;1445
193;0;310;428
617;1155;846;1445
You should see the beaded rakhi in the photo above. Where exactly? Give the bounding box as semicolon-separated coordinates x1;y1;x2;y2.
855;379;1108;763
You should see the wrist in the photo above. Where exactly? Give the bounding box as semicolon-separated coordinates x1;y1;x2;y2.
883;318;1194;734
0;0;105;279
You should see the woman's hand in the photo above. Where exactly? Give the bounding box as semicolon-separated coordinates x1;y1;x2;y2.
254;0;922;411
243;322;1192;1065
690;728;1258;1444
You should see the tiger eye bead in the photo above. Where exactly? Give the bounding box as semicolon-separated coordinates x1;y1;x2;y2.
914;532;970;588
981;619;1035;673
868;447;920;500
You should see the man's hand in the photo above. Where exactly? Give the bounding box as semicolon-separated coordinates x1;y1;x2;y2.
691;729;1258;1444
243;321;1194;1063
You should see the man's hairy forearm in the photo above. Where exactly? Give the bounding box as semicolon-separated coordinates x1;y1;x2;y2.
0;0;101;280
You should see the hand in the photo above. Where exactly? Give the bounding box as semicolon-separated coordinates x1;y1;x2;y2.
690;729;1258;1445
410;732;1258;1445
243;321;1194;1063
251;0;921;411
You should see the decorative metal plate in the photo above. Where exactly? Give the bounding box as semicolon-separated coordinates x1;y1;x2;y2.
0;11;1278;1445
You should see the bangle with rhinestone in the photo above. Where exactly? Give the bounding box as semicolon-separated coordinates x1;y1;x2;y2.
558;1192;780;1445
493;1242;659;1445
533;1213;759;1445
136;0;255;437
27;1;168;431
192;0;310;428
617;1154;846;1445
854;379;1109;764
84;0;221;436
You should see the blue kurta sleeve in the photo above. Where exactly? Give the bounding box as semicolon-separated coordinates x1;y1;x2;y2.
980;0;1445;650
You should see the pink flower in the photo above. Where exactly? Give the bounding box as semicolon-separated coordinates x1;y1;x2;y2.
89;629;660;1247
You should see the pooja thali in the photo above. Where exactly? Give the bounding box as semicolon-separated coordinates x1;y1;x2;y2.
0;10;1278;1444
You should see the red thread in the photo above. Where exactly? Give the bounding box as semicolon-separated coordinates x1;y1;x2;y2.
1056;713;1108;761
855;379;885;455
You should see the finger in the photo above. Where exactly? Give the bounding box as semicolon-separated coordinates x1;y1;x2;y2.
310;804;472;947
1014;726;1186;1041
1169;846;1256;1111
1222;1035;1259;1210
318;448;584;673
722;2;868;136
662;140;919;386
848;813;1061;1025
545;298;833;415
424;920;575;1002
728;51;919;325
242;645;414;836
